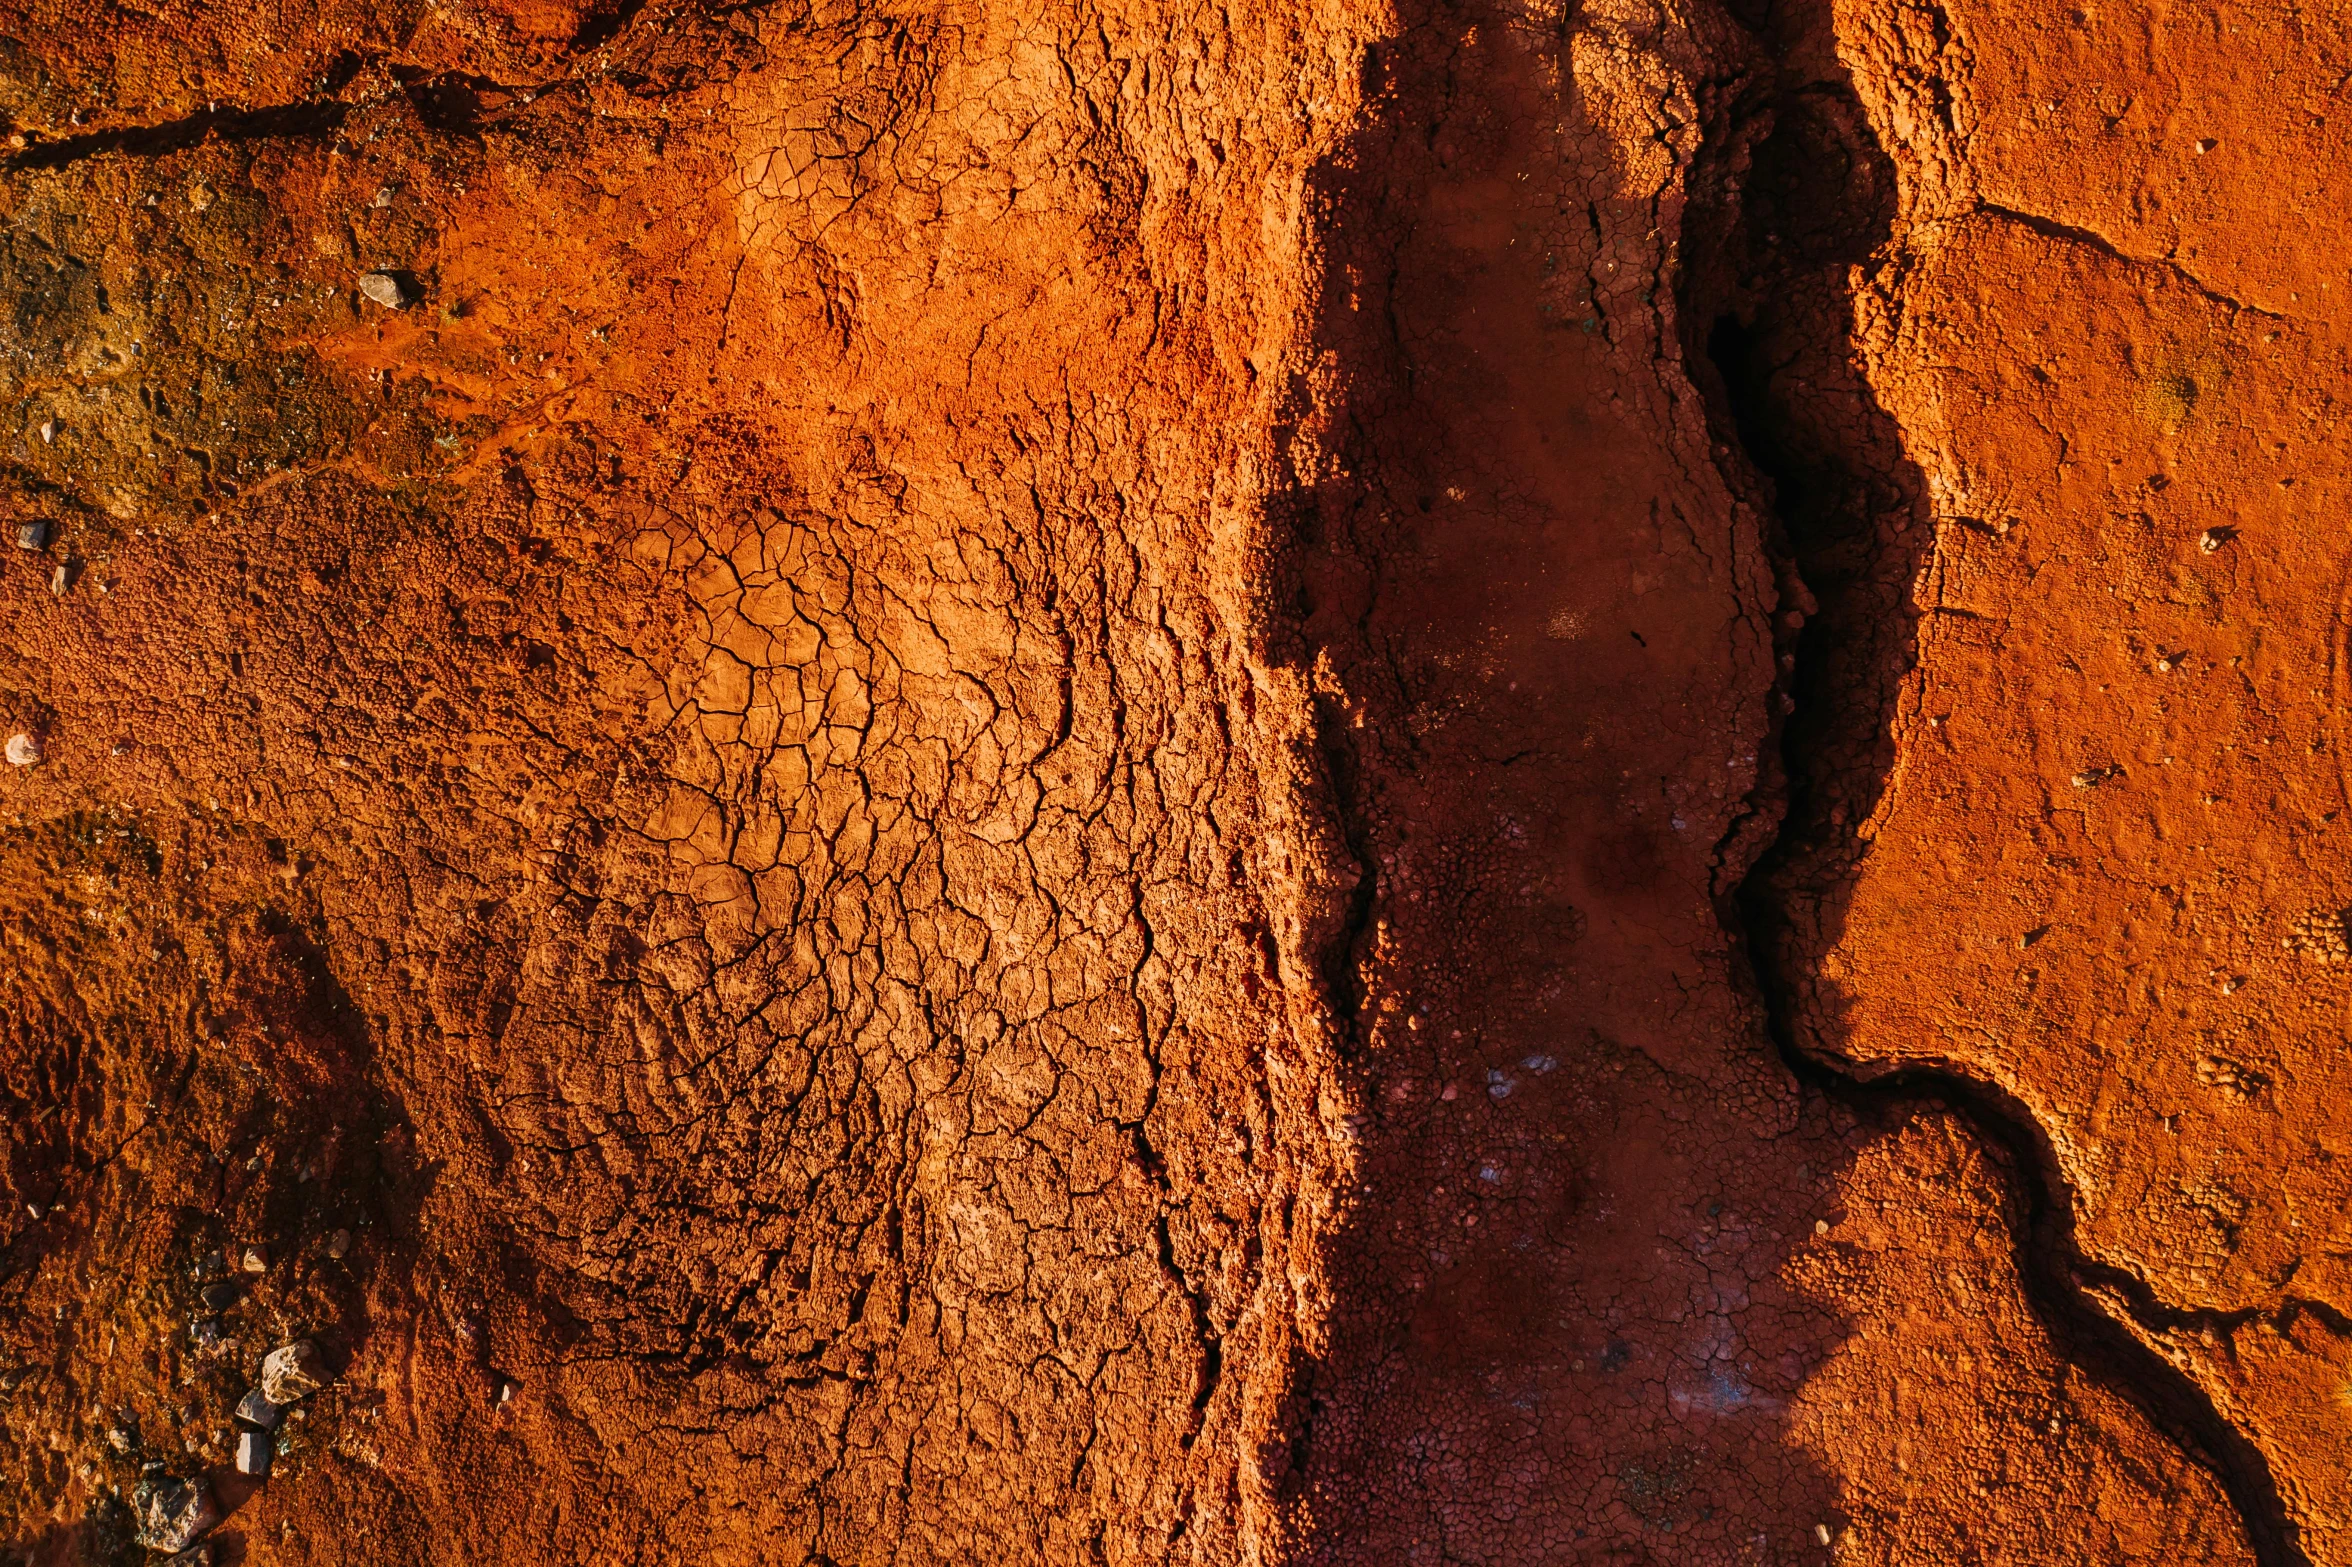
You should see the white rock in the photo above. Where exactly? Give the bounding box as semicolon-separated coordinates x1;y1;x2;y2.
357;271;411;309
5;733;41;766
261;1339;333;1403
235;1428;271;1477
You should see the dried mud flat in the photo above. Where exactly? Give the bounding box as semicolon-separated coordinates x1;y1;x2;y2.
0;0;2344;1563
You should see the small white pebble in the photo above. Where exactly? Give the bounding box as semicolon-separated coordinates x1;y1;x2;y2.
1816;1523;1833;1545
5;732;42;766
1814;1219;1830;1236
357;271;412;309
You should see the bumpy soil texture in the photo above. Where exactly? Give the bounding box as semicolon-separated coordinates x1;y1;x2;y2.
1;0;2345;1562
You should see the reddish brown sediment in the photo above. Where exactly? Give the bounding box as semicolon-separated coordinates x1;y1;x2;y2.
0;0;2340;1562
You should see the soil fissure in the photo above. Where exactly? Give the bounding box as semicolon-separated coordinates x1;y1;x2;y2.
1695;31;2311;1565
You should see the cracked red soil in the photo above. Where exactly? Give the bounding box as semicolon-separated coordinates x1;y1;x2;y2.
0;0;2343;1563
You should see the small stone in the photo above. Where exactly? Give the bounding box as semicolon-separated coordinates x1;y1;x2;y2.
47;563;66;596
2199;527;2234;553
1815;1523;1833;1545
163;1545;213;1567
1814;1219;1831;1236
357;271;413;309
4;732;41;767
189;1318;232;1353
235;1387;286;1431
37;420;53;443
14;519;47;550
261;1339;334;1404
199;1280;241;1312
326;1228;352;1259
134;1475;221;1553
241;1245;269;1273
235;1428;272;1477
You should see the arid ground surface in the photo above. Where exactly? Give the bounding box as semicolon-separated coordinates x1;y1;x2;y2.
0;0;2345;1562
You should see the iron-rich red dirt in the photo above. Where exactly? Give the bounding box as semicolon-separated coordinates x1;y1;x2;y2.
0;0;2338;1563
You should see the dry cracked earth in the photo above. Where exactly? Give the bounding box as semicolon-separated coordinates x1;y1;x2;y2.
0;0;2346;1562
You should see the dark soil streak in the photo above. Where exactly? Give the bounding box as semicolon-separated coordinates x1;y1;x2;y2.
8;101;353;172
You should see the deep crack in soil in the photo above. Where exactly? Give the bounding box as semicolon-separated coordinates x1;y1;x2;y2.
1701;5;2309;1561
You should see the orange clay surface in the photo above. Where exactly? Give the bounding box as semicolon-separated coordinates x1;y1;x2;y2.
0;0;2340;1563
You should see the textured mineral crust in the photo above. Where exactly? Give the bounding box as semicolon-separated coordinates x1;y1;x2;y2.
0;0;2341;1564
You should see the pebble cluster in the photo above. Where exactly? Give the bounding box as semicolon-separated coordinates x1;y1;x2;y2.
129;1318;337;1560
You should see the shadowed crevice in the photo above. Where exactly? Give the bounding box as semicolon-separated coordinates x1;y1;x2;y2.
7;101;352;172
1693;5;2310;1561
